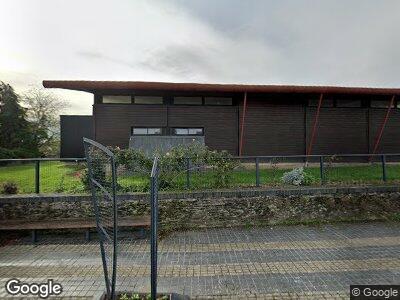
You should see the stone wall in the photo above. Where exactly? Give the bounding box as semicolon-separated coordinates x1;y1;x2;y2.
1;186;400;231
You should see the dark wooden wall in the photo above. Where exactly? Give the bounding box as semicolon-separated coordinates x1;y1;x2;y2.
168;106;238;154
240;98;305;155
92;94;400;156
93;104;238;153
369;109;400;154
60;115;93;158
305;108;368;155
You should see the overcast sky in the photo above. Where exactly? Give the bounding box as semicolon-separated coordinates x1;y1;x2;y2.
1;0;400;114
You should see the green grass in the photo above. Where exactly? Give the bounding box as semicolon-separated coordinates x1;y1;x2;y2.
0;161;86;194
0;162;399;194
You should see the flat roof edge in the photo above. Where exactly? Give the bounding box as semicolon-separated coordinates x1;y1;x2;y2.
42;80;400;96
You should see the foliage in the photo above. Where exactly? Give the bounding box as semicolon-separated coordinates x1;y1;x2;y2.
157;142;238;188
118;293;169;300
22;87;68;157
112;147;152;173
0;82;40;158
281;167;315;186
1;181;18;194
80;148;107;191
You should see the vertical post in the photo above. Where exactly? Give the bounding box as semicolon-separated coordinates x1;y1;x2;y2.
150;160;158;300
255;157;260;187
307;93;324;156
319;156;325;185
371;95;395;157
381;154;387;182
186;157;190;189
35;160;40;193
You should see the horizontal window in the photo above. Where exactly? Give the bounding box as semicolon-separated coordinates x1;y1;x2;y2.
173;128;204;136
336;100;362;108
173;97;202;105
132;127;162;135
371;100;395;108
133;96;163;104
103;96;131;104
204;97;232;106
308;99;334;107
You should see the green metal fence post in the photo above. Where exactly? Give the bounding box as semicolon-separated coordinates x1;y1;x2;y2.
319;156;325;185
255;157;260;187
381;154;387;182
35;160;40;193
186;157;190;189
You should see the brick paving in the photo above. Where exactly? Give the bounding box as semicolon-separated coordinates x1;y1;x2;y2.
0;222;400;299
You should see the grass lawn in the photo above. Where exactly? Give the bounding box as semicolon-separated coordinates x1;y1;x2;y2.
0;161;399;194
0;161;86;194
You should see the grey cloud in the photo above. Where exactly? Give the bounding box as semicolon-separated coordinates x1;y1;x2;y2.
139;45;220;80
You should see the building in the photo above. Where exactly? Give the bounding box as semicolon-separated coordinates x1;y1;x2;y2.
60;115;93;157
44;81;400;157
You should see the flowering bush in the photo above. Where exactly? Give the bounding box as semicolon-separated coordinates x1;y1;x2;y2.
281;167;315;186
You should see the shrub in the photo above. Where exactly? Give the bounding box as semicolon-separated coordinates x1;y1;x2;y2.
281;167;315;186
112;147;152;173
158;142;238;188
1;182;18;194
80;148;107;191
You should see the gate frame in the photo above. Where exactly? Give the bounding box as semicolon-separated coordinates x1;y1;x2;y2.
83;137;118;300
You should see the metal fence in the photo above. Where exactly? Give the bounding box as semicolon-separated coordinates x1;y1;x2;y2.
0;158;86;194
84;138;118;300
0;153;400;194
150;157;159;300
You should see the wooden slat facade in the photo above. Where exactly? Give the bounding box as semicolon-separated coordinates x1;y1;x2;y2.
91;93;400;156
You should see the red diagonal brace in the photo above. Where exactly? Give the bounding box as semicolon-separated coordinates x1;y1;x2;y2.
371;95;395;156
239;92;247;156
307;93;324;156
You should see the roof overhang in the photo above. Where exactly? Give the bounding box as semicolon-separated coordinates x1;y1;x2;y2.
42;80;400;96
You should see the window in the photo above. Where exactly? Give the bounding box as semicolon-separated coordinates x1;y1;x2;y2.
308;99;334;107
133;96;163;104
370;100;394;108
132;127;162;135
102;96;131;104
204;97;232;105
173;97;202;105
336;100;362;108
173;128;204;136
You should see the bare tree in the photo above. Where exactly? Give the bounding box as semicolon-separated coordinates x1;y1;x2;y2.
23;87;69;156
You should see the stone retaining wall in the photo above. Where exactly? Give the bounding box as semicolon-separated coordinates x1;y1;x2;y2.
1;186;400;230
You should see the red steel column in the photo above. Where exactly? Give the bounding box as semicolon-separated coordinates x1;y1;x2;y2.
371;95;395;155
307;93;324;156
239;92;248;156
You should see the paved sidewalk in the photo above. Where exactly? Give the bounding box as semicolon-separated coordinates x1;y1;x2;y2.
1;222;400;299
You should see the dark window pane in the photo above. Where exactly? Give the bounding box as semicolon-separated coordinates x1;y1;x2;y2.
134;96;163;104
371;100;393;108
336;100;361;107
174;128;189;135
103;96;131;104
204;97;232;105
132;127;162;135
173;97;202;105
132;128;147;135
148;128;161;135
308;99;334;107
173;128;203;135
188;128;203;135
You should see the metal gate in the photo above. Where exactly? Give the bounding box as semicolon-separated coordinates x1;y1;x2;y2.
83;138;118;299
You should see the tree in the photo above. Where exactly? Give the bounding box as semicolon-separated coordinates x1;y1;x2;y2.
23;87;68;157
0;82;39;157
